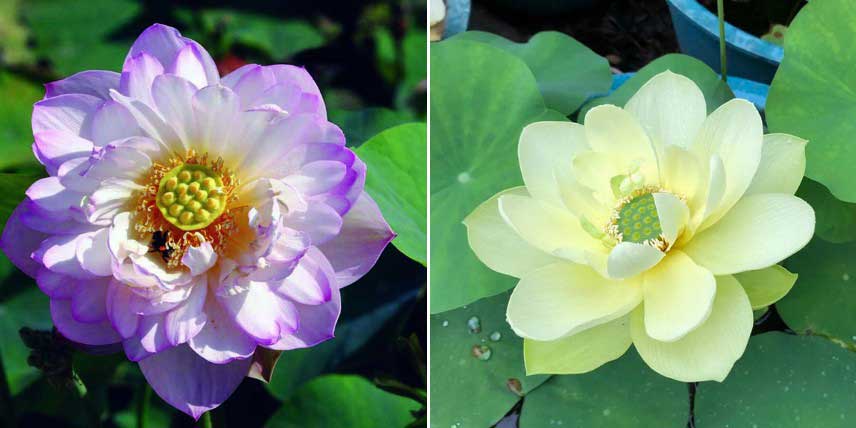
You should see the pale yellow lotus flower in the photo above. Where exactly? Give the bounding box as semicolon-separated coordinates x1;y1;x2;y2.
464;71;815;382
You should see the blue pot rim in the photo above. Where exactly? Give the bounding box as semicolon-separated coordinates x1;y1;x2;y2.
666;0;783;65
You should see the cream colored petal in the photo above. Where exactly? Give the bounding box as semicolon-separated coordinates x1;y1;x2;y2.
642;250;716;342
625;71;707;152
681;155;725;246
734;264;798;310
555;165;611;226
653;192;689;246
607;242;665;279
524;315;631;375
518;121;589;207
631;275;752;382
683;193;815;275
507;262;642;341
691;99;763;228
659;145;704;208
584;105;657;166
571;150;622;205
464;187;561;278
498;193;600;264
745;133;807;196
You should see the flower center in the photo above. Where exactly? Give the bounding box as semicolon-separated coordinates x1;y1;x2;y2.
616;193;661;244
156;163;227;231
133;151;240;269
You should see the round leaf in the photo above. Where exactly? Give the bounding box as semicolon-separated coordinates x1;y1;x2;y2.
456;31;612;115
430;291;549;428
695;332;856;427
356;123;426;265
429;37;556;313
796;179;856;244
778;238;856;348
519;349;687;427
265;375;420;428
767;0;856;202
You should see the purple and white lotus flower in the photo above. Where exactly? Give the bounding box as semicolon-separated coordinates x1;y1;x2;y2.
0;24;394;418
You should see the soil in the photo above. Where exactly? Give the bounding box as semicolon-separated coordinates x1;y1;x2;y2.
698;0;806;38
468;0;680;72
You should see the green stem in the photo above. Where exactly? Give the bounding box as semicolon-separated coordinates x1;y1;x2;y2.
717;0;728;82
201;411;212;428
137;382;151;428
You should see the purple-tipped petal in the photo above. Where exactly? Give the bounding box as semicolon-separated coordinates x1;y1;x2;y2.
267;284;340;351
139;344;252;419
164;278;208;346
267;64;326;118
70;278;110;323
188;295;256;364
107;280;140;339
169;43;219;88
26;177;84;218
151;74;197;146
33;233;98;280
283;160;348;196
51;299;121;346
119;52;164;107
318;192;394;287
285;201;343;246
0;205;49;278
90;100;142;145
44;70;120;100
227;65;275;109
36;269;77;299
136;313;172;353
124;24;188;72
123;337;154;362
32;93;101;138
217;280;298;345
33;130;93;175
272;247;334;305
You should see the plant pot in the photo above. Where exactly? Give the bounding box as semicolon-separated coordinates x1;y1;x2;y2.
611;72;770;112
666;0;783;84
443;0;471;38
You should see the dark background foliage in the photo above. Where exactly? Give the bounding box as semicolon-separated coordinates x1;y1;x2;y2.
0;1;426;427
